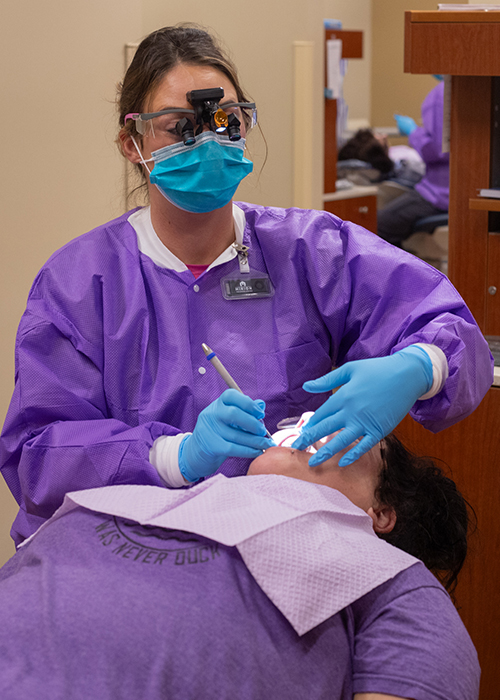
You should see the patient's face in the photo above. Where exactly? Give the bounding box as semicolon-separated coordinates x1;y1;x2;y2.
247;439;383;513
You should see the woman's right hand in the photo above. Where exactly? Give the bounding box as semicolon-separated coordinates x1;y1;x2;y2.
178;389;275;482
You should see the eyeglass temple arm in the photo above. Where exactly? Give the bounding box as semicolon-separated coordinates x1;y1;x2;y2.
124;108;196;124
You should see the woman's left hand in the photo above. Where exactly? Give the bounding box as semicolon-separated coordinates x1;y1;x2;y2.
394;114;418;136
291;346;433;467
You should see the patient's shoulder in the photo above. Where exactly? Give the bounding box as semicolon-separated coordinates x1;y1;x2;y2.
356;561;446;612
351;562;457;634
349;563;480;700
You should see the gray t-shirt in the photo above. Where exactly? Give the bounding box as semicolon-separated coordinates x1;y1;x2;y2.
0;507;479;699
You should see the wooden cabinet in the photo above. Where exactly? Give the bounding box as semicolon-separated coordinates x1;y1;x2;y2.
405;11;500;334
486;232;500;332
323;189;377;232
396;390;500;700
404;12;500;699
404;10;500;76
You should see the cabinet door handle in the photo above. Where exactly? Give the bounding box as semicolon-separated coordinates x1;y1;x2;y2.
358;206;369;213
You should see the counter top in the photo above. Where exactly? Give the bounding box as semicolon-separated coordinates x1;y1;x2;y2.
323;186;378;202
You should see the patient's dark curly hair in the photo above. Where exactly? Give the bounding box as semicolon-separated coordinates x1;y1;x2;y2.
377;434;472;596
338;128;394;174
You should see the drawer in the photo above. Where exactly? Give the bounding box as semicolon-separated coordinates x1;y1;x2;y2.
323;195;377;233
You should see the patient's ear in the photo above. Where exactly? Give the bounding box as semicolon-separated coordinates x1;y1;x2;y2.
367;505;396;534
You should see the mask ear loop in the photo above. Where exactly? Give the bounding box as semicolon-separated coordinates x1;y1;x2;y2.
130;134;153;174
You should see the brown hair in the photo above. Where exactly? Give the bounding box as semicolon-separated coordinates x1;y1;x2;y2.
116;24;254;198
118;24;252;138
377;433;473;596
338;128;394;175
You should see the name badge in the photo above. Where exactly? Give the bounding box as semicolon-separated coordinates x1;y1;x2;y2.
221;273;274;300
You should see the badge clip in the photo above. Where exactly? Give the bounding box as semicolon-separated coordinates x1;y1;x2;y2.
222;242;274;300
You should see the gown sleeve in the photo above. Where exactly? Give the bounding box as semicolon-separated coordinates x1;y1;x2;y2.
335;221;494;430
409;81;447;167
292;208;493;432
0;279;180;546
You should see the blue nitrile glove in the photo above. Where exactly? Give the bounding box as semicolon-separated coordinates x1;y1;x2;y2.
178;389;275;482
394;114;418;136
291;346;433;467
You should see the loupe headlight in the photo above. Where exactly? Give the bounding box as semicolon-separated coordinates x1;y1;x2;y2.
187;87;226;136
212;107;229;133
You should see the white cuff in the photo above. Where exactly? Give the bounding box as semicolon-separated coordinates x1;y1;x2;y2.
149;433;192;488
413;343;449;400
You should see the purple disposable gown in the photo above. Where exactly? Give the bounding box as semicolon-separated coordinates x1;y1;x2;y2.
409;81;449;211
0;203;493;545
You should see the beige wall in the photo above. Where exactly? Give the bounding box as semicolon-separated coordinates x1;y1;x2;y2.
371;0;438;131
0;0;143;564
0;0;373;566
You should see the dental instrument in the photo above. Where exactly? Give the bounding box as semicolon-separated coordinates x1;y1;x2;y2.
202;343;274;440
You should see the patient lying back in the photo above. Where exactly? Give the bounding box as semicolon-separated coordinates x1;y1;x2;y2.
0;433;477;700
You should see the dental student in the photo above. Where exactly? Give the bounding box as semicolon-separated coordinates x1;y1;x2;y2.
0;24;493;546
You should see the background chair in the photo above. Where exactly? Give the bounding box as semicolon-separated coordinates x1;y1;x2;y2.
402;213;449;274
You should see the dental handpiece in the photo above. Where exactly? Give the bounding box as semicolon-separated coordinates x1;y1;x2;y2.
202;343;274;441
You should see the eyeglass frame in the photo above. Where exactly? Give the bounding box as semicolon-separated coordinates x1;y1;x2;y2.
124;102;257;136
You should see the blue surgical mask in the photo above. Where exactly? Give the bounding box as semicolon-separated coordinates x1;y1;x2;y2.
144;132;253;213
